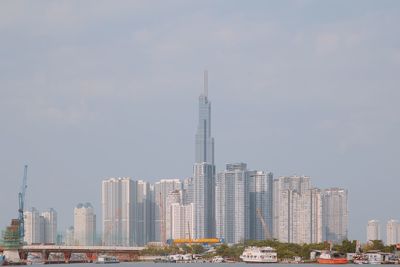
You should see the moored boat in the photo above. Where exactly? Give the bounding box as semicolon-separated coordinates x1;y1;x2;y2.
317;251;348;264
240;246;278;263
353;254;369;264
95;255;119;264
212;256;224;263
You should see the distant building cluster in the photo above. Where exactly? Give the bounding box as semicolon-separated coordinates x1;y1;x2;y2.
96;72;348;246
25;72;349;246
367;219;400;245
24;208;57;245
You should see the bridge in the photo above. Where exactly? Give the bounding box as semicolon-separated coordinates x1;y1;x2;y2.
1;245;145;263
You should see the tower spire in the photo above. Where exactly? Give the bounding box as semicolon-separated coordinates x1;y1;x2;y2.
204;70;208;97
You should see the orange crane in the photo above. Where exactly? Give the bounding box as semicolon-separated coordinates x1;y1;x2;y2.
256;208;272;240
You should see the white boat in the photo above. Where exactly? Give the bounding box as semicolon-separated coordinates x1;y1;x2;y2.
212;256;225;263
352;254;369;264
240;246;278;263
366;253;382;264
96;255;119;264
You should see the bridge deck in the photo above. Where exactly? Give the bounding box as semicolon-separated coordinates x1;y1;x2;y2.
22;245;145;253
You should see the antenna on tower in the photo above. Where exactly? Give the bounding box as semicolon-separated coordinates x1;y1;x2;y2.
204;70;208;97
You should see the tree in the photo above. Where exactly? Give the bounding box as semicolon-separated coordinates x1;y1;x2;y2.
333;239;356;254
191;244;205;254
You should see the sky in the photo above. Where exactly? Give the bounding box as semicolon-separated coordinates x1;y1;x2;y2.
0;0;399;242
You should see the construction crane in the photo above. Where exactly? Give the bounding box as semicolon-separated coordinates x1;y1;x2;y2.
18;165;28;240
256;208;272;240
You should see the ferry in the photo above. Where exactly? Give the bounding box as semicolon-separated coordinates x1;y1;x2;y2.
240;246;278;263
317;251;348;264
95;255;119;264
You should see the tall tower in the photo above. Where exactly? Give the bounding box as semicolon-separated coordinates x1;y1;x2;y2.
102;177;137;246
42;208;58;244
321;188;348;243
216;163;248;243
367;220;380;242
386;219;399;245
74;203;96;246
195;70;215;165
193;71;216;238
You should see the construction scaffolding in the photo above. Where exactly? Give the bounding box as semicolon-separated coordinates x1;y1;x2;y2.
0;219;22;249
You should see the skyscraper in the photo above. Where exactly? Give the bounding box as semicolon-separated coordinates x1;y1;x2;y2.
74;203;96;246
276;176;322;244
193;71;216;239
102;177;137;246
182;177;194;204
216;163;248;244
386;219;399;245
248;171;273;241
24;207;42;245
171;203;194;240
195;70;214;165
193;163;215;238
153;179;182;242
24;207;58;245
42;208;57;244
65;226;74;246
135;180;151;246
165;190;182;240
321;188;348;243
367;220;380;242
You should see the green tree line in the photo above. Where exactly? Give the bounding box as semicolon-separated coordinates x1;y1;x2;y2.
141;239;396;261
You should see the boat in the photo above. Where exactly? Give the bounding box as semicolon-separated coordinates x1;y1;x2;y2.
364;252;383;264
212;256;224;263
240;246;278;263
317;251;348;264
352;254;369;264
95;255;119;264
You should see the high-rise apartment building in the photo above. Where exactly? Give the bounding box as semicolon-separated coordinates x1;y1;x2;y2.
216;163;248;244
310;188;323;243
276;176;322;244
65;226;74;246
74;203;96;246
193;163;215;238
102;177;137;246
248;170;273;241
24;207;58;245
170;202;194;240
272;178;280;239
135;180;151;246
321;188;348;243
386;219;399;245
193;71;216;239
41;208;57;244
153;179;182;242
182;177;194;204
165;190;182;240
367;220;380;241
24;208;43;245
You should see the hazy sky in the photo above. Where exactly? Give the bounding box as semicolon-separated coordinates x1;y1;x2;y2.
1;0;399;242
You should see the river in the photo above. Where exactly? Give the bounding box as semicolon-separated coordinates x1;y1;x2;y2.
28;263;398;267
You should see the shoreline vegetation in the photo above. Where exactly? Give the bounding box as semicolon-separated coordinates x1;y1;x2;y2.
140;240;396;261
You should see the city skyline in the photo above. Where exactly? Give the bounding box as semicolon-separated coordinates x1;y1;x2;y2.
1;1;400;242
13;71;350;246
